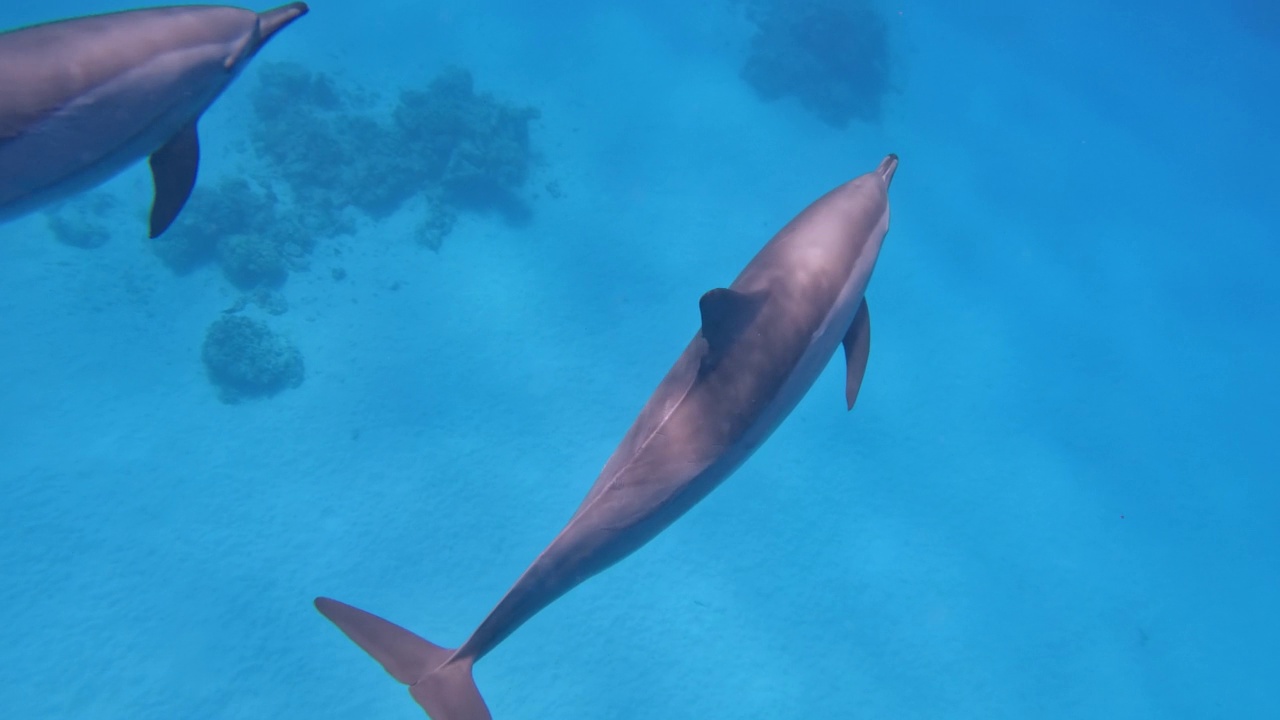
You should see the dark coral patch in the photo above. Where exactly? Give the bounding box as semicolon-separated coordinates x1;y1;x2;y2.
736;0;894;128
202;315;304;403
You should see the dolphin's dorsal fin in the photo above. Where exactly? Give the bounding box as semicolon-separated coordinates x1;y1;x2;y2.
147;121;200;238
699;287;764;367
842;298;871;410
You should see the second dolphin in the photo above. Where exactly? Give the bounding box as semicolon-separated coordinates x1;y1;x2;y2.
317;154;901;719
0;3;309;237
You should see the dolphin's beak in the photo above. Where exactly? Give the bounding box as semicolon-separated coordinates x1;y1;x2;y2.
258;2;309;44
877;154;898;186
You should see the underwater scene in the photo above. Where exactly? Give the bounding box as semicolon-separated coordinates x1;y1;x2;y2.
1;0;1276;717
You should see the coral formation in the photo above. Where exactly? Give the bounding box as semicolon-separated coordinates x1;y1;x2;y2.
246;62;364;234
216;233;288;289
735;0;893;128
415;193;458;252
145;61;540;288
149;176;309;288
250;62;540;242
395;66;540;213
201;315;304;403
150;178;250;273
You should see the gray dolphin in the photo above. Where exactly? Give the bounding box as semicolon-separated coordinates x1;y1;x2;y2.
0;3;308;238
316;154;900;719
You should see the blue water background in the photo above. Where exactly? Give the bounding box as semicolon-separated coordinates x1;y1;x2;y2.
1;0;1277;717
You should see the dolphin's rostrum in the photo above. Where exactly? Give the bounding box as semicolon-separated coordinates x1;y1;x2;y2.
317;154;900;719
0;3;308;237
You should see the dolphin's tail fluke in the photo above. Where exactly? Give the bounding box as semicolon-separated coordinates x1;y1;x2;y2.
315;597;491;720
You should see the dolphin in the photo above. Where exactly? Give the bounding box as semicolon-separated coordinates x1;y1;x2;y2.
316;154;900;719
0;3;308;238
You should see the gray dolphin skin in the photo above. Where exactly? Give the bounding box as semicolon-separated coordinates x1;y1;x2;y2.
0;3;308;238
316;154;900;719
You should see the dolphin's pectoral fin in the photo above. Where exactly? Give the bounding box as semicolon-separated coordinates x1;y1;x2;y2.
842;298;871;411
698;287;765;369
147;121;201;238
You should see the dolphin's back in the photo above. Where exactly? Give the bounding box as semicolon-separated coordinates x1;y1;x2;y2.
0;7;256;139
584;172;890;517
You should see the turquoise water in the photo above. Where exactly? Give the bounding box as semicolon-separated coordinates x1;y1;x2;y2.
1;1;1276;718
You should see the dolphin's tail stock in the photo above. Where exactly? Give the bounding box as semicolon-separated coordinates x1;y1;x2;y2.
315;597;491;720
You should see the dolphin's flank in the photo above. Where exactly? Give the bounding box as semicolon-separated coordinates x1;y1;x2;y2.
317;154;900;719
